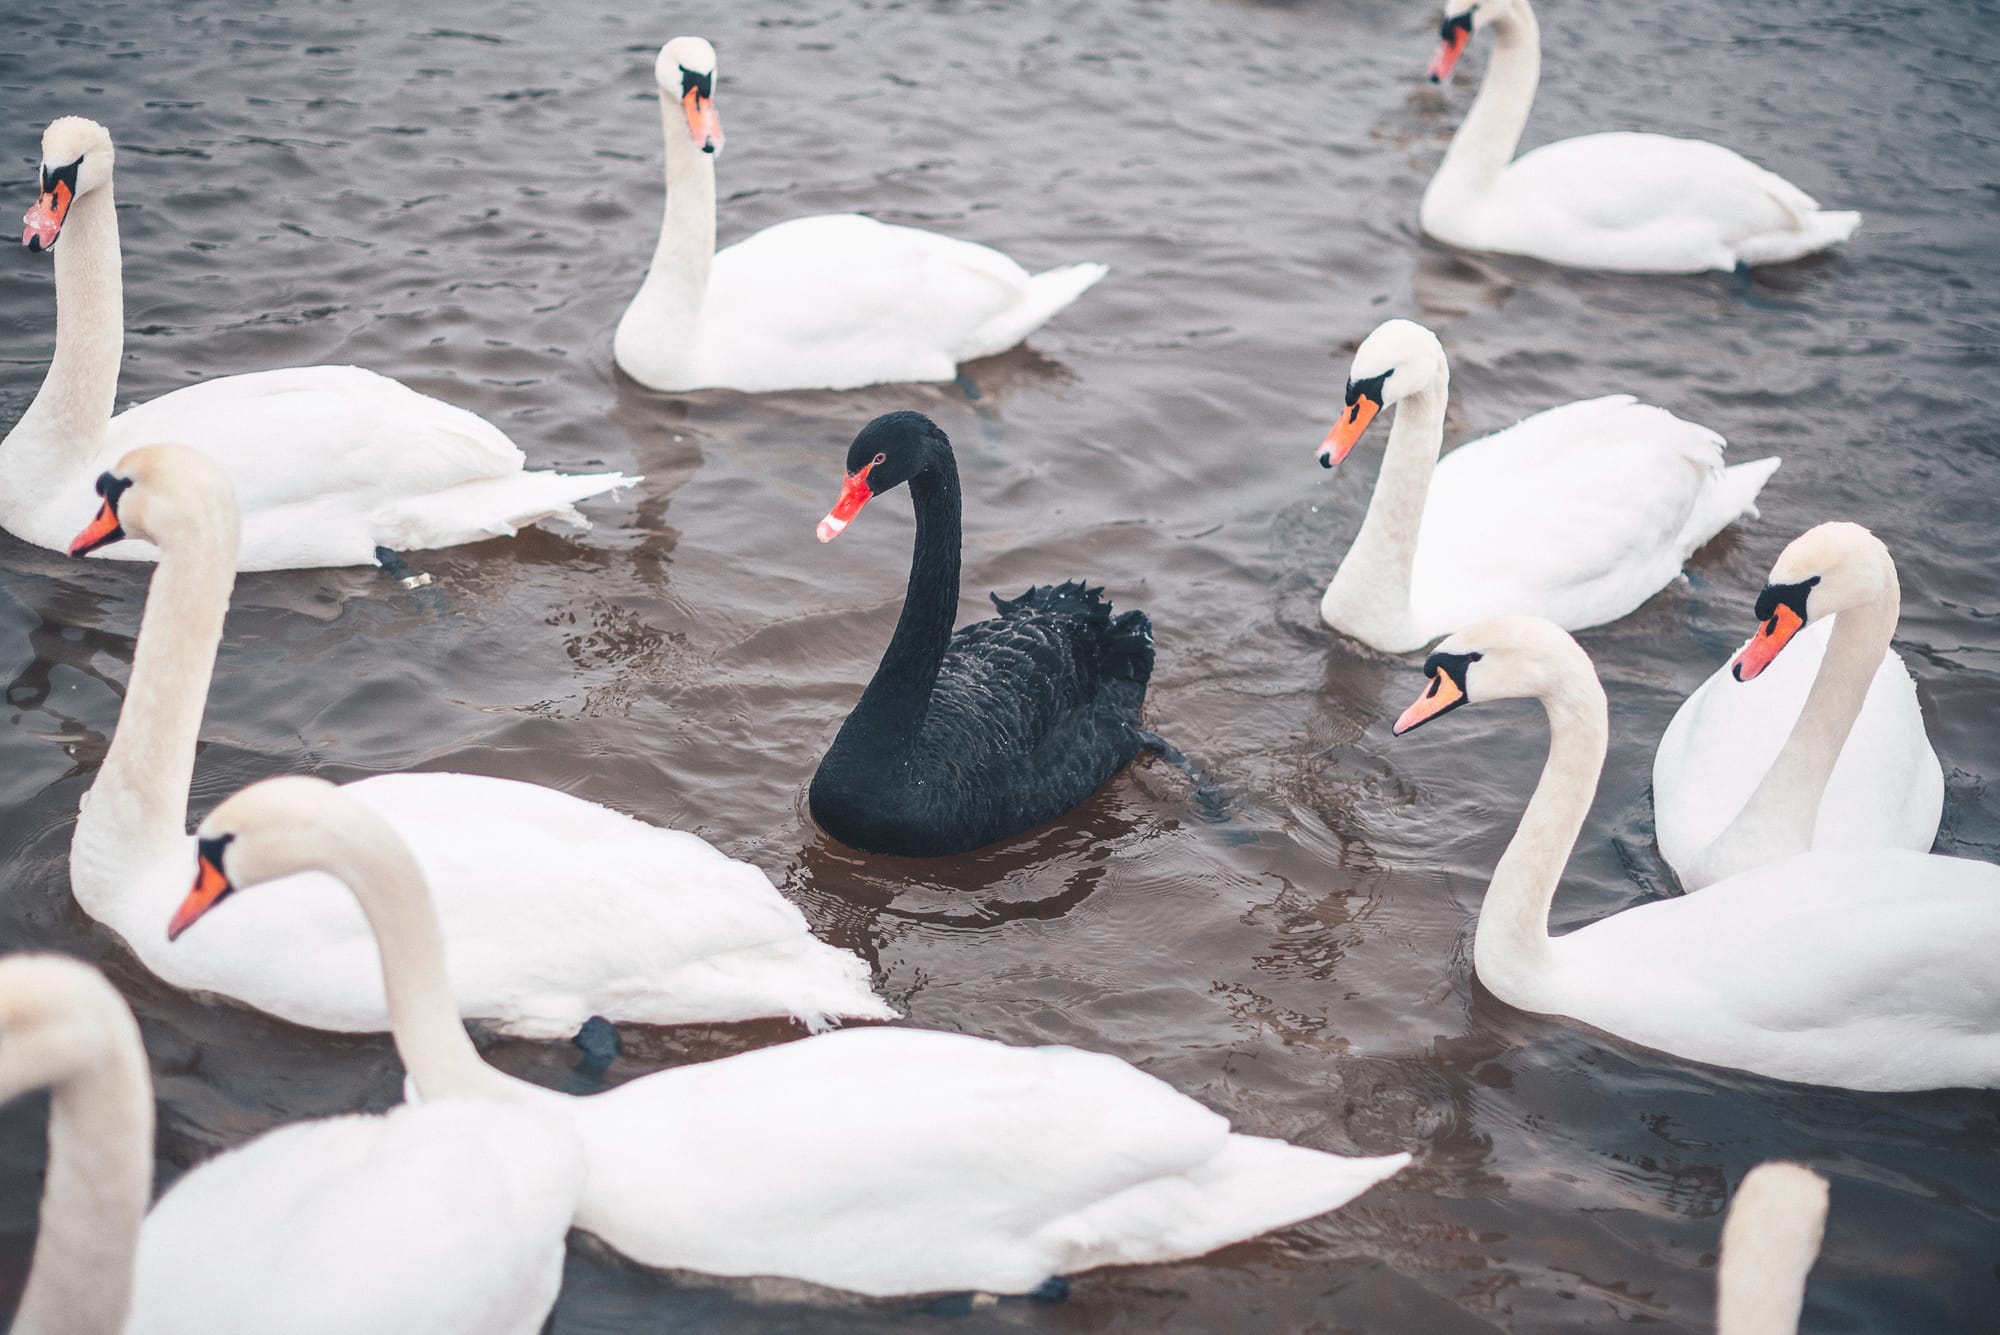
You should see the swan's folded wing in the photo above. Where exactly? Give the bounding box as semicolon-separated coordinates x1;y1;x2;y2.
128;1101;582;1335
1499;132;1814;241
108;365;526;517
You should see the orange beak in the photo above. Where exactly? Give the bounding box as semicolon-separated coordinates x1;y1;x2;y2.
1428;15;1474;83
1730;603;1805;682
817;465;876;543
682;88;723;154
168;843;235;942
67;499;125;557
23;178;71;252
1394;668;1466;735
1319;393;1382;467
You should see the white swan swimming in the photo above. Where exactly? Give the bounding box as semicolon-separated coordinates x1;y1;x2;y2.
1655;523;1942;890
1716;1163;1829;1335
5;116;636;571
173;775;1413;1298
1419;0;1861;272
0;954;582;1335
613;37;1106;393
1315;319;1776;652
67;445;893;1038
1393;615;2000;1091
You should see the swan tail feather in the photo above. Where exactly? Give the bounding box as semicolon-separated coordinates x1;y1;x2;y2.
1046;1140;1409;1274
961;262;1107;361
1736;210;1862;267
374;470;640;552
1681;455;1781;555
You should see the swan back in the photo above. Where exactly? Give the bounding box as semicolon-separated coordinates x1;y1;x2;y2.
1717;1162;1828;1335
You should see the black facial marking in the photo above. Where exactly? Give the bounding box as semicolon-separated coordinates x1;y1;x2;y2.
679;66;714;101
196;832;235;872
1439;9;1475;43
1750;576;1819;631
1345;369;1392;409
1421;648;1484;700
39;155;81;198
95;472;134;511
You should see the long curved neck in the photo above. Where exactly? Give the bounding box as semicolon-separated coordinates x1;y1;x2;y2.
632;105;716;333
14;1019;153;1335
75;517;238;884
1474;668;1607;1006
848;450;963;745
1326;372;1448;634
1;181;123;506
1710;569;1901;867
1431;1;1540;210
319;810;519;1102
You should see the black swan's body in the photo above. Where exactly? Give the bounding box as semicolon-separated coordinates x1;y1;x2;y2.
810;412;1155;857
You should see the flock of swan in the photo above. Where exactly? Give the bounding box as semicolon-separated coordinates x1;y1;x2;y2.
0;2;1984;1331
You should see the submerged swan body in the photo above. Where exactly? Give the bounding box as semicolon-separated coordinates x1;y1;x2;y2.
1420;0;1860;272
3;117;634;571
70;446;892;1037
1394;616;2000;1092
1655;523;1942;890
176;777;1413;1298
0;955;582;1335
1316;320;1776;652
810;412;1155;855
614;38;1104;393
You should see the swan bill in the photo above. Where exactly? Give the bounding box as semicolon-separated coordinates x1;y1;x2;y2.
1730;577;1818;682
67;471;134;556
680;68;723;154
22;157;80;253
168;835;237;942
1319;390;1382;467
817;464;876;543
1395;650;1480;734
1428;11;1475;84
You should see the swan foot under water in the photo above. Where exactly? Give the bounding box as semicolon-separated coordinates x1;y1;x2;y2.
1135;728;1241;825
568;1015;622;1094
925;1275;1069;1316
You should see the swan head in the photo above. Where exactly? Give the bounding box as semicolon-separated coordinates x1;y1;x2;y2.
1428;2;1512;83
66;444;240;559
1319;318;1445;467
24;116;113;253
818;411;951;543
1392;615;1590;733
0;955;134;1103
655;37;723;155
169;776;346;941
1717;1162;1829;1335
1730;521;1893;682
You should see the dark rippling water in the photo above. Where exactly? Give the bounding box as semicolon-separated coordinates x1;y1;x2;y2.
0;0;1994;1329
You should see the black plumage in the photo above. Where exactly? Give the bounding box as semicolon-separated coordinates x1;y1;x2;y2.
810;412;1155;857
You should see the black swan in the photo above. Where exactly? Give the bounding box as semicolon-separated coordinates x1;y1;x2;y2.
810;412;1156;857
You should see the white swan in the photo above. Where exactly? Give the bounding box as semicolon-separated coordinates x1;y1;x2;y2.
613;38;1106;393
174;775;1411;1298
1392;616;2000;1091
1717;1162;1828;1335
1420;0;1861;272
5;116;636;571
1315;319;1776;652
1655;523;1942;890
0;954;582;1335
67;444;894;1038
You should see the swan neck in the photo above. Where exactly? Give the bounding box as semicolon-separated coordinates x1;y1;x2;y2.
1475;667;1606;1003
1330;372;1448;633
323;812;511;1102
1;183;122;499
14;1015;153;1335
851;450;963;742
77;522;238;880
1434;1;1540;206
1720;569;1901;863
634;103;716;333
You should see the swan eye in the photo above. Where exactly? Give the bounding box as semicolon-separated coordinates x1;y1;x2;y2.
872;452;886;466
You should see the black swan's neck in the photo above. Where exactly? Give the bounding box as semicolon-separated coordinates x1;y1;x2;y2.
852;449;962;745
